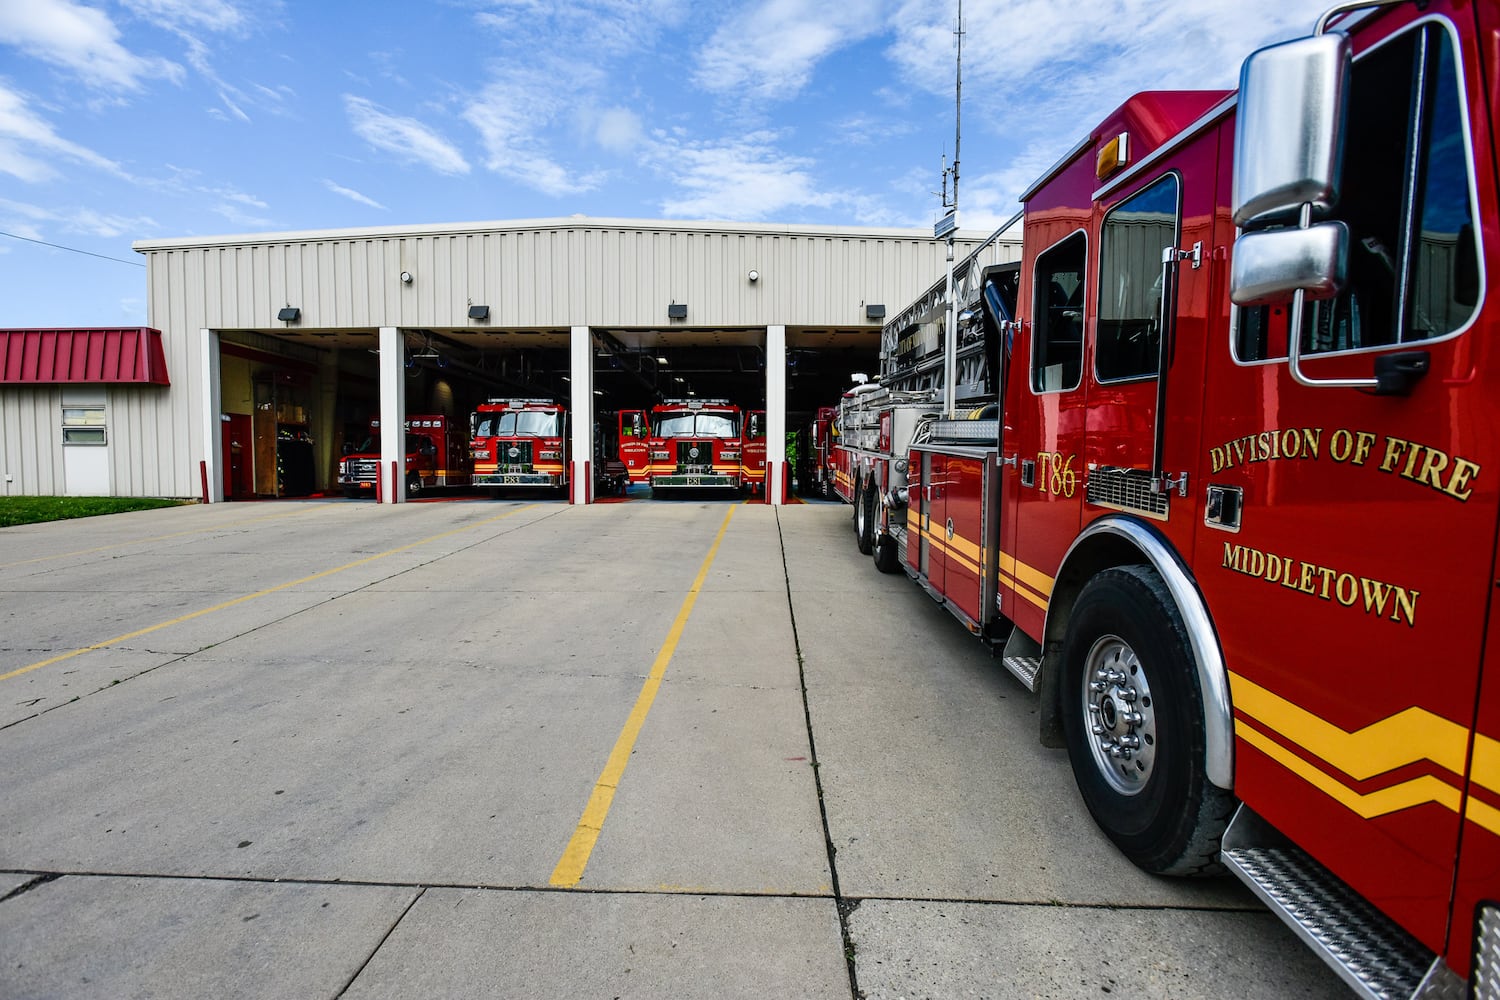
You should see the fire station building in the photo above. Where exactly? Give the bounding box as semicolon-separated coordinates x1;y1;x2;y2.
1;216;1014;504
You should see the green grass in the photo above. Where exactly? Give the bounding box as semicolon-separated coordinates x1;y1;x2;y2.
0;496;190;528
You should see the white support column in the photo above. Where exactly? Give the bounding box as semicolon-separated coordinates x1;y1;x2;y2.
569;325;593;504
766;324;787;506
379;326;405;503
198;328;222;503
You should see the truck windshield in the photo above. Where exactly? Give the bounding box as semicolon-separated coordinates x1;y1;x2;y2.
655;413;738;437
476;411;559;437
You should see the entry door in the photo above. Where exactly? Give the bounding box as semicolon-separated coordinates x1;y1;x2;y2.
1000;227;1089;637
1085;170;1197;525
617;410;649;482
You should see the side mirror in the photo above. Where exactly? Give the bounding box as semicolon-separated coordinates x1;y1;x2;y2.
1230;222;1348;307
1232;32;1349;227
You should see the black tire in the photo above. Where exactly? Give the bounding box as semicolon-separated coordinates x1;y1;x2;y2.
1060;565;1234;876
855;479;874;554
406;472;422;497
872;524;901;573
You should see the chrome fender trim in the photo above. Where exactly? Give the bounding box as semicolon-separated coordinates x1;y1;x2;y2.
1049;516;1234;790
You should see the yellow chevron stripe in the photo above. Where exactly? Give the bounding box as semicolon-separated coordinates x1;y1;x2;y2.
1238;718;1462;818
1230;672;1469;780
1465;794;1500;838
999;570;1049;611
998;550;1055;598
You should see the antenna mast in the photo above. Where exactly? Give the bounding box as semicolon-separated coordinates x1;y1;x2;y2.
939;0;964;416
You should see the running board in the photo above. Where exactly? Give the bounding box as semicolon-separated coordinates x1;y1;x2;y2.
1221;806;1464;1000
1000;629;1042;692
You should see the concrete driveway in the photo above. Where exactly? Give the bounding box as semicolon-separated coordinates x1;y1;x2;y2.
0;499;1347;998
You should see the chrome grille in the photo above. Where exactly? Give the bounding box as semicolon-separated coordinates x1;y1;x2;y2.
676;440;712;472
1086;466;1168;517
498;440;533;471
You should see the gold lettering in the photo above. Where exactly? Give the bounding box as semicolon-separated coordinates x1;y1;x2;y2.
1335;573;1359;607
1330;428;1353;463
1301;427;1322;459
1444;458;1481;502
1280;428;1301;460
1380;435;1411;473
1298;562;1319;595
1316;566;1337;600
1393;587;1420;627
1361;577;1394;618
1223;543;1243;571
1211;446;1226;475
1416;447;1450;491
1353;431;1377;466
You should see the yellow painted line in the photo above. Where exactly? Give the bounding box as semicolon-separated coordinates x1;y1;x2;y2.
0;504;541;684
0;504;335;570
550;505;737;888
1230;672;1469;779
1238;718;1462;818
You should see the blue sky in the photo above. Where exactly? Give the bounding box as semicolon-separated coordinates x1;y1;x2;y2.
2;0;1331;329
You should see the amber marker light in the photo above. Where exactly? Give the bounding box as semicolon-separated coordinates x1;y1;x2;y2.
1096;132;1130;180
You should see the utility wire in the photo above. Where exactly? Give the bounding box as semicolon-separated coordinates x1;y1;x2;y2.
0;229;145;267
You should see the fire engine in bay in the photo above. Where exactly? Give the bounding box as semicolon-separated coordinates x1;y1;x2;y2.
470;398;629;499
470;399;568;493
617;399;765;495
337;414;469;498
836;2;1500;994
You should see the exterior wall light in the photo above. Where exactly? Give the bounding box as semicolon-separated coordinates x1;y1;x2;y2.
468;305;490;320
747;269;759;283
866;303;886;320
277;307;301;322
667;303;687;319
400;270;413;284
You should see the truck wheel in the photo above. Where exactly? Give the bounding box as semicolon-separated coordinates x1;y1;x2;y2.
406;472;422;497
872;527;900;574
1060;565;1234;877
855;480;874;555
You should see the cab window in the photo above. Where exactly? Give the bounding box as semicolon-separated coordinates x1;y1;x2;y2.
1097;175;1179;382
1235;21;1480;361
1031;231;1087;392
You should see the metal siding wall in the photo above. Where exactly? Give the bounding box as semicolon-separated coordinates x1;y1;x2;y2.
0;387;64;495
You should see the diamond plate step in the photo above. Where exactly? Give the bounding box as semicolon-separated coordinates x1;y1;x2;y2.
1001;655;1041;689
1222;808;1462;1000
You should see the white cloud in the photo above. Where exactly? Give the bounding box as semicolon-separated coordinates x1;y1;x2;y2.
463;75;603;196
694;0;887;100
647;129;840;220
323;179;386;210
0;83;123;182
345;95;470;176
119;0;248;34
877;0;1332;210
594;107;644;154
0;0;182;91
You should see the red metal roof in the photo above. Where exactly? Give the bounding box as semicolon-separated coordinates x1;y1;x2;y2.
0;328;170;385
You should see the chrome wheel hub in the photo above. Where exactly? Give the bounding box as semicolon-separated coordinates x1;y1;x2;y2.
1082;635;1156;795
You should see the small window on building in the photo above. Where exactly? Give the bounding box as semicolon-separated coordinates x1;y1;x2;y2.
62;405;107;445
1031;231;1088;392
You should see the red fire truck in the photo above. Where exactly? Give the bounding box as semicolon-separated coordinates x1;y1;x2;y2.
618;399;751;495
807;405;840;499
839;2;1500;993
337;414;470;498
470;399;569;492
